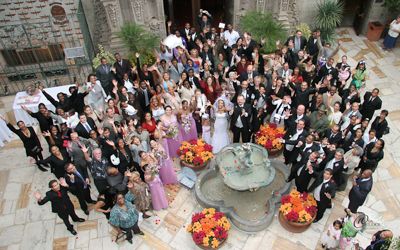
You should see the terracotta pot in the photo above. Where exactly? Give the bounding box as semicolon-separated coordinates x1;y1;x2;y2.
278;212;315;233
180;160;208;171
267;147;283;157
197;238;227;249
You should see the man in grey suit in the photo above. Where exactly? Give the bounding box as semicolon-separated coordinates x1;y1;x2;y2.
96;57;114;95
277;62;293;79
168;58;185;83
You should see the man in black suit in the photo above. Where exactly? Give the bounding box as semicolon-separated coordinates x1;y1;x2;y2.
318;148;345;187
239;64;259;83
232;80;255;104
64;163;95;215
324;125;343;146
113;53;132;84
284;104;311;131
34;179;85;235
360;88;382;121
308;168;336;222
96;57;115;95
188;69;202;90
285;30;307;53
75;113;97;139
313;57;338;85
229;95;252;143
348;169;373;213
282;119;308;164
306;29;320;64
287;151;319;189
136;81;153;112
296;134;323;163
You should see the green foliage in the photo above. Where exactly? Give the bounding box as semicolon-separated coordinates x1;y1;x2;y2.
384;0;400;14
118;23;159;65
240;11;287;53
92;44;115;69
314;0;344;43
295;23;312;39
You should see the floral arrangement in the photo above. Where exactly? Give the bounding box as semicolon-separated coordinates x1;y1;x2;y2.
177;139;214;166
166;126;178;139
255;123;286;150
279;189;317;223
187;208;230;249
147;163;159;177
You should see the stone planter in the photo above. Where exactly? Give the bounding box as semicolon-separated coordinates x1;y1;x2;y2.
278;212;315;233
181;160;208;171
267;148;283;157
197;238;227;249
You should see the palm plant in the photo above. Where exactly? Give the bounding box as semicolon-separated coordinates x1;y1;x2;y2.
240;11;287;53
384;0;400;17
118;23;159;65
314;0;344;43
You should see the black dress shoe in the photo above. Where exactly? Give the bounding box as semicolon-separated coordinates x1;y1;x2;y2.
127;239;133;244
83;210;89;215
68;229;77;235
134;231;144;236
73;218;85;222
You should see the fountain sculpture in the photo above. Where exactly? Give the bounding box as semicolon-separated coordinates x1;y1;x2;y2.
194;143;291;232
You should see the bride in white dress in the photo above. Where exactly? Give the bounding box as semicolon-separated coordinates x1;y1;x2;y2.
211;99;231;153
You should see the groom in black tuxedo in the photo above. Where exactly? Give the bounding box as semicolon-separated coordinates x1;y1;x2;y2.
230;95;252;143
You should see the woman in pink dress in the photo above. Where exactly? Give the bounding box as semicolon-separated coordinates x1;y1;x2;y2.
139;151;168;211
150;140;178;185
178;100;198;142
160;106;183;158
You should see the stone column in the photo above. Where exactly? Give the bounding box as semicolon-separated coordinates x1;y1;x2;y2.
100;0;126;51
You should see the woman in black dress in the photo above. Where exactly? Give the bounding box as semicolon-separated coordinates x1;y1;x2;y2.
94;188;116;219
3;117;47;171
34;145;71;178
342;128;365;153
358;139;385;172
114;138;136;174
43;125;67;155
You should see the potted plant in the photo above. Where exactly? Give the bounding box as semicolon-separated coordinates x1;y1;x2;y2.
278;189;317;233
187;208;230;249
314;0;344;43
255;123;285;156
118;23;159;66
177;139;214;170
239;11;287;53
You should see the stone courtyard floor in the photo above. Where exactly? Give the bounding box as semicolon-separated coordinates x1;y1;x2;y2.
1;28;400;250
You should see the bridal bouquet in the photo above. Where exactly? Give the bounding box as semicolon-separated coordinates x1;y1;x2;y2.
148;163;160;177
166;126;178;139
181;116;191;133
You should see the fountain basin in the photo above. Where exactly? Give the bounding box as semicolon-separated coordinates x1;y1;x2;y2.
194;143;292;232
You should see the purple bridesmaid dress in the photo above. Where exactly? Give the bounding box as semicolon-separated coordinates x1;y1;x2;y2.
147;175;168;211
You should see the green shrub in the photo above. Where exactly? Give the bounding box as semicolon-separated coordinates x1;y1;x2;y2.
240;11;287;53
295;23;312;39
92;44;115;69
314;0;344;43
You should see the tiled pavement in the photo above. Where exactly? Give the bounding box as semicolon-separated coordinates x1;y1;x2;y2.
0;28;400;250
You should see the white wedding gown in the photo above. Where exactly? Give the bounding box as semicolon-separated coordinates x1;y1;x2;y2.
211;112;230;153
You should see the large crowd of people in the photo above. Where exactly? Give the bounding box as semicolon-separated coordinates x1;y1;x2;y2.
1;9;395;249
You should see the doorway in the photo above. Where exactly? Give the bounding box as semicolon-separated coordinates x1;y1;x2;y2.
341;0;373;35
163;0;232;30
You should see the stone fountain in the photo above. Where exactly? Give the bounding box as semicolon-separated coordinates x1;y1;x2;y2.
194;143;291;232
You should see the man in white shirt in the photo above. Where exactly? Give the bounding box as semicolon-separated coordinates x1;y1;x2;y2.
222;24;240;47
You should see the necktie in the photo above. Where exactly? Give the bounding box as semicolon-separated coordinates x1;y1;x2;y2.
103;65;107;72
75;171;87;188
84;123;91;133
119;61;123;66
57;191;62;198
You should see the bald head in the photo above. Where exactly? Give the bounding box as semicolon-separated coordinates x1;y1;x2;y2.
361;169;373;179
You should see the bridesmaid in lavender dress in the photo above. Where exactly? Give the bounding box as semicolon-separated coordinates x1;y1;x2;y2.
179;100;198;142
154;120;169;157
150;140;178;184
139;152;168;211
160;106;183;158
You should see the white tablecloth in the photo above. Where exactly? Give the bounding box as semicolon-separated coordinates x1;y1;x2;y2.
12;85;74;126
0;118;13;147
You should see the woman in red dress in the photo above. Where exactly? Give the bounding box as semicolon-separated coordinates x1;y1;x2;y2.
200;76;220;104
142;112;157;135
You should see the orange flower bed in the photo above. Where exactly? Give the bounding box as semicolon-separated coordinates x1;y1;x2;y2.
187;208;230;248
279;189;317;223
255;123;285;150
